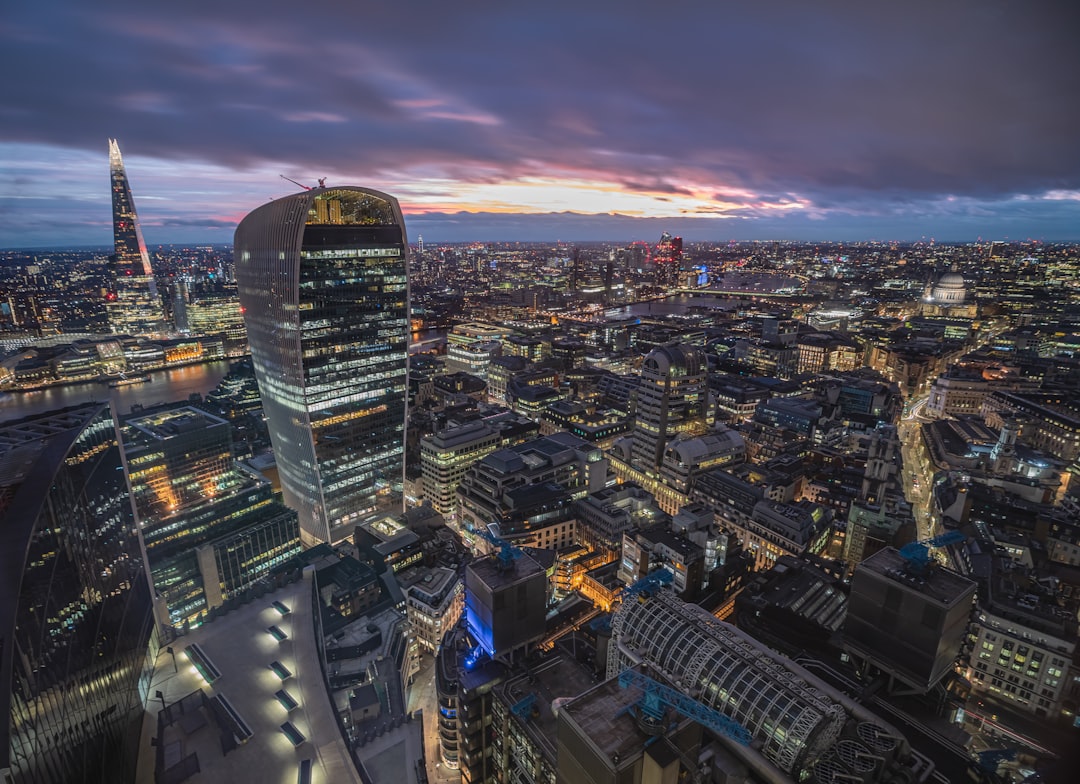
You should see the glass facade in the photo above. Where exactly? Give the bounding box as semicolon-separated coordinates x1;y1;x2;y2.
235;187;410;546
119;405;300;630
0;403;155;783
107;139;166;336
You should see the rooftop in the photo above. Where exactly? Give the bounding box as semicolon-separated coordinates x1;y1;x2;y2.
135;576;360;784
857;547;977;607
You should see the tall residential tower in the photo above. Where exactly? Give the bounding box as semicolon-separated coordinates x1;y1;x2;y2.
236;187;410;546
107;139;166;335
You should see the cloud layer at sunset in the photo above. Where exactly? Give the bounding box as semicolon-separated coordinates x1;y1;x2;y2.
2;0;1078;245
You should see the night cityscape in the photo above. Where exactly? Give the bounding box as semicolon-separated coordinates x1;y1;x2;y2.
2;3;1079;784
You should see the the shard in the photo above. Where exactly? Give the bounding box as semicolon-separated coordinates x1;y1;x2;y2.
108;139;166;335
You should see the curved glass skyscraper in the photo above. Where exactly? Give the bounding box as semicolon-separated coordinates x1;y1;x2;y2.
1;403;155;783
235;187;410;546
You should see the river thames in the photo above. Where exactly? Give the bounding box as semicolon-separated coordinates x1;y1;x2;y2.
0;296;741;424
0;360;235;423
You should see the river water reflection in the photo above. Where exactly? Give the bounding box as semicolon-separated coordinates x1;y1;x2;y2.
0;360;235;424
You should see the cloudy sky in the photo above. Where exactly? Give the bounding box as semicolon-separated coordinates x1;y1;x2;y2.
2;0;1078;247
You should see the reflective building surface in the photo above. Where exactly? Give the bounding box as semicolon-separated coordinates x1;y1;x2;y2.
0;403;155;783
118;405;300;631
235;187;410;546
107;139;166;336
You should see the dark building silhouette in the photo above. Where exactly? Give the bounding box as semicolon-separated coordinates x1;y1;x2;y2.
1;403;155;783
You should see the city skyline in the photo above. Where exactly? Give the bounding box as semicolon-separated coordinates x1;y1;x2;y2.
2;1;1078;247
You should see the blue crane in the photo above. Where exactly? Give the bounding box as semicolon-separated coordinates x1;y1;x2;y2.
977;748;1016;772
475;526;524;569
898;530;966;570
621;568;673;602
510;693;537;719
617;669;752;746
592;569;674;633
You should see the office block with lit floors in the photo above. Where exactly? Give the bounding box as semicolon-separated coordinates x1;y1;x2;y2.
236;187;410;546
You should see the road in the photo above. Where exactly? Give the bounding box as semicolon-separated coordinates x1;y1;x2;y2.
898;393;937;541
406;655;459;784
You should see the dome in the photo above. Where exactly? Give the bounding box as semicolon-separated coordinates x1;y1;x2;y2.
930;267;967;304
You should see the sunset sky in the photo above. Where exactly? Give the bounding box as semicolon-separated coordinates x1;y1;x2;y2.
2;0;1078;247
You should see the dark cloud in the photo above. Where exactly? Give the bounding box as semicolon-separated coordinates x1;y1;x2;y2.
1;0;1078;245
156;218;235;229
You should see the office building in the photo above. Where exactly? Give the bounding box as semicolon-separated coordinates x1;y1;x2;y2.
235;187;410;545
405;567;464;653
184;289;248;354
107;139;167;336
456;432;609;549
420;412;538;521
631;343;712;474
119;405;300;630
1;403;155;783
844;547;977;695
653;231;682;288
968;595;1076;721
464;551;547;660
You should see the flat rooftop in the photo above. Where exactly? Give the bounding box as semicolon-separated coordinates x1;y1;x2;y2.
136;575;361;784
127;405;228;440
558;676;650;763
858;547;977;607
495;652;599;764
467;551;544;590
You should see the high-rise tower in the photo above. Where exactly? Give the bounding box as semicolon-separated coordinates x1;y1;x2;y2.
118;404;300;631
235;187;410;546
107;139;166;335
653;231;682;288
1;403;154;783
631;343;711;473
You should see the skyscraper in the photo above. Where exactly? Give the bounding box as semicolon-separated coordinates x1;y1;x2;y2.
1;403;155;783
235;187;410;546
653;231;683;288
631;343;711;473
107;139;166;335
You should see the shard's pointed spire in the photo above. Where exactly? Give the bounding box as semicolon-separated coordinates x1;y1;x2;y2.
108;139;166;335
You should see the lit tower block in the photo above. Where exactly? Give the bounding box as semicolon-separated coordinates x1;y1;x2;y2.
653;231;683;288
107;139;167;335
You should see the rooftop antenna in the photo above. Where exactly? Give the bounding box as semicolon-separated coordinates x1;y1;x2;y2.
279;174;311;191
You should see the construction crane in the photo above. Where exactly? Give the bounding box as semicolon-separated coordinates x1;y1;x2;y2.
592;569;674;633
476;525;525;570
621;568;673;603
898;530;966;571
279;174;311;191
617;669;752;746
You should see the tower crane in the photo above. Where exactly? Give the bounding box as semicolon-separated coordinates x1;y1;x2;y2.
898;530;966;571
475;525;525;570
279;174;311;191
617;669;753;746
